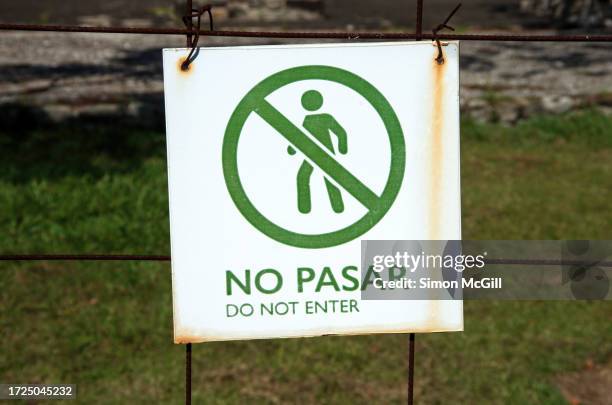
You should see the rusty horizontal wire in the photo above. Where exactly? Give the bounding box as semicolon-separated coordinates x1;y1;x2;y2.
1;23;612;42
0;254;611;267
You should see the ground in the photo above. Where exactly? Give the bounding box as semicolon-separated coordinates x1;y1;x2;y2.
1;31;611;129
1;1;611;127
557;359;612;405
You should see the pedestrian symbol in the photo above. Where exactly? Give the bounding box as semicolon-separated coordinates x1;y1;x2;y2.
223;65;406;249
288;89;348;214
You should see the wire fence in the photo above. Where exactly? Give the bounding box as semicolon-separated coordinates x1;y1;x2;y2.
1;1;611;404
1;21;612;41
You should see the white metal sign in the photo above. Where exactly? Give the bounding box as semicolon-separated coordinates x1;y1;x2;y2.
163;42;463;343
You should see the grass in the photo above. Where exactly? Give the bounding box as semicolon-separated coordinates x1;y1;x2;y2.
0;109;611;404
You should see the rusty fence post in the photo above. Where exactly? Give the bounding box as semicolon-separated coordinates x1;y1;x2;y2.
408;333;415;405
186;343;192;405
416;0;423;40
410;0;422;401
411;0;421;399
186;0;193;47
184;0;193;400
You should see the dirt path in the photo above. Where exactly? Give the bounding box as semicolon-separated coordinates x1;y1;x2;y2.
1;30;610;128
557;359;612;405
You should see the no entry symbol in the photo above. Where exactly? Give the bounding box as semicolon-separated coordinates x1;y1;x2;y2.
223;65;406;248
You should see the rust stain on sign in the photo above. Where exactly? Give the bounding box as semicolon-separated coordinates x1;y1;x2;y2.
177;56;195;76
175;326;214;344
174;323;462;343
428;45;447;240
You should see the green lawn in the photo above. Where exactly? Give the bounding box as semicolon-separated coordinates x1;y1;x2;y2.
0;110;611;404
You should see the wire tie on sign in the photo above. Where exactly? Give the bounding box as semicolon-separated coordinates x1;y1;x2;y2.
432;3;462;65
181;4;214;71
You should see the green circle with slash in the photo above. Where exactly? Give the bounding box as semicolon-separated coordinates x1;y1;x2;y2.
223;65;405;249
